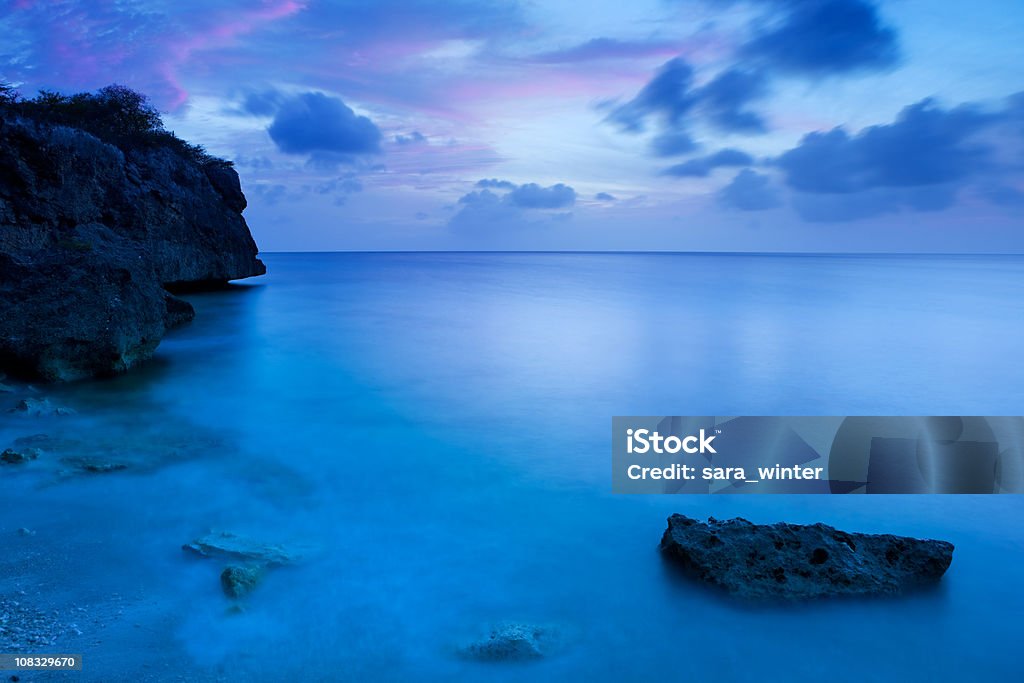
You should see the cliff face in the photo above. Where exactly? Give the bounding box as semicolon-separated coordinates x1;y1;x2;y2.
0;115;266;381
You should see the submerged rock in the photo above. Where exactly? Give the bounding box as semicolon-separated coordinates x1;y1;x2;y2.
660;514;954;600
60;456;128;474
1;447;40;464
183;531;302;567
9;398;75;416
220;565;263;599
458;623;560;662
185;531;307;599
12;428;222;476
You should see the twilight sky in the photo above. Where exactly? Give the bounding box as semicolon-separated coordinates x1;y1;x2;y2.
2;0;1023;252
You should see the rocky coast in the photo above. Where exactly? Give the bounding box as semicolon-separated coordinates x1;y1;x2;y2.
0;86;264;381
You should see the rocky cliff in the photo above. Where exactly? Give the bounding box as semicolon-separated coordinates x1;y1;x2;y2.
0;112;265;381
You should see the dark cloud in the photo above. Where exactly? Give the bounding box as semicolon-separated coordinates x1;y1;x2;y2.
650;132;699;157
251;183;289;206
608;58;696;133
394;131;427;145
507;183;577;209
594;192;617;201
719;169;781;210
697;68;769;133
240;90;284;116
770;93;1024;221
609;1;900;158
268;92;382;156
791;186;955;222
449;181;578;231
607;58;769;154
776;98;996;194
742;0;900;77
663;148;754;177
448;189;519;232
314;176;364;196
531;37;678;63
476;178;518;190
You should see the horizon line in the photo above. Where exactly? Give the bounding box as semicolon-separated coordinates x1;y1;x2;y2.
257;249;1024;257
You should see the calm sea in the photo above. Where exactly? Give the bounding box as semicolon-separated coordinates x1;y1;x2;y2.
2;252;1022;681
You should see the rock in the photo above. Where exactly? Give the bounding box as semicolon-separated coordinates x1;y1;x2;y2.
0;110;264;381
1;448;40;464
10;434;61;449
16;528;35;537
60;457;128;473
9;398;75;416
220;565;262;598
660;514;954;600
183;531;302;567
458;623;558;662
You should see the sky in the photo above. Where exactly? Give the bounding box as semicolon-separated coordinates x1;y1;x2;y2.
2;0;1023;252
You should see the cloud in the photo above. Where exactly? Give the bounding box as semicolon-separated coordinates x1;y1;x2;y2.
697;68;768;133
768;92;1024;221
742;0;900;77
314;175;363;196
240;89;285;116
0;1;306;109
649;132;699;157
251;183;290;206
476;178;517;190
607;58;769;154
0;0;526;110
449;180;577;231
316;177;364;206
594;192;617;201
607;58;697;133
608;1;899;158
662;148;754;177
719;169;781;210
448;189;520;231
394;131;427;145
790;186;954;222
776;98;996;194
507;183;576;209
530;37;680;63
267;92;382;156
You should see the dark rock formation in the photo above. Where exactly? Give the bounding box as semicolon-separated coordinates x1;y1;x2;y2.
660;514;954;600
1;447;39;464
220;565;263;599
9;398;76;416
60;456;129;474
0;112;265;381
458;623;559;662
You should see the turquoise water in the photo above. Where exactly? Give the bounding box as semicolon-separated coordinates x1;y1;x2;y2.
2;252;1023;681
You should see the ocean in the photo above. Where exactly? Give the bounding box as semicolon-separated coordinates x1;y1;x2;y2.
2;252;1023;681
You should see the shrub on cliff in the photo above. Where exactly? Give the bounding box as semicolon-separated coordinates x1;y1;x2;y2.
0;82;231;168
